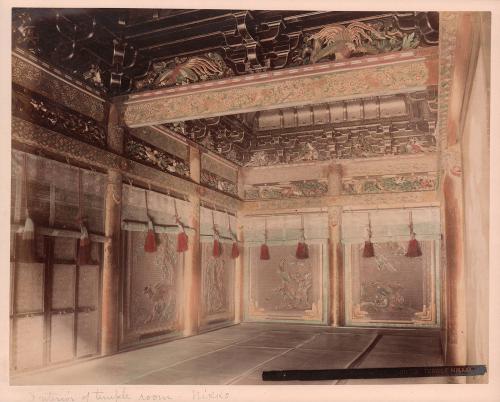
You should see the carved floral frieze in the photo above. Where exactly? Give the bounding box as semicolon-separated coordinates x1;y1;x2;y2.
124;135;190;178
12;85;106;148
123;59;432;126
12;54;105;122
12;10;437;94
201;169;238;196
342;172;437;194
245;180;328;200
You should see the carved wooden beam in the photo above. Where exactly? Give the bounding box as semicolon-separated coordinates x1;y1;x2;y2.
118;47;438;127
11;116;242;212
12;51;106;122
241;191;439;214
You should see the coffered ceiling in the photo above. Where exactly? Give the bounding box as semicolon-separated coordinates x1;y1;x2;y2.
12;9;438;95
12;9;441;168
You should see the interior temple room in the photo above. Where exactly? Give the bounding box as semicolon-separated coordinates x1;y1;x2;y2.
8;9;491;386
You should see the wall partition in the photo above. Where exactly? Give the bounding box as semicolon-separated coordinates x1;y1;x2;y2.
242;213;329;324
342;207;441;328
10;151;104;372
120;185;190;348
199;206;237;331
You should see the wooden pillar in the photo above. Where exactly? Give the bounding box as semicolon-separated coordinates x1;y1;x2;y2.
442;144;467;383
234;168;245;323
101;103;123;355
328;164;343;327
234;219;245;323
183;147;201;336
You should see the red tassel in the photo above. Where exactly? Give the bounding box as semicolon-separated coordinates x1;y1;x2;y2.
296;242;309;259
177;231;188;253
231;241;240;259
144;219;157;253
406;238;422;257
213;238;222;258
363;240;375;258
260;243;270;260
77;225;91;265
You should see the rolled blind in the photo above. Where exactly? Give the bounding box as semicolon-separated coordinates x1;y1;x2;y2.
122;184;190;227
341;207;440;243
243;212;329;243
200;206;237;239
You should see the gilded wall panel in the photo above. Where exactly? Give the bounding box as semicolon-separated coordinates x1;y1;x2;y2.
345;240;438;327
246;243;325;323
122;231;184;346
200;241;235;328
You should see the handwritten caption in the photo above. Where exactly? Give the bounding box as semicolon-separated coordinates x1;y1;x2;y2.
28;388;231;402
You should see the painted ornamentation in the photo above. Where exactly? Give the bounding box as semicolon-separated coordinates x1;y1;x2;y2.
201;169;238;196
12;85;106;148
297;21;420;65
123;60;432;126
125;135;190;178
342;173;437;194
12;55;106;122
348;241;436;326
245;180;328;200
248;243;323;321
201;241;235;325
134;53;234;90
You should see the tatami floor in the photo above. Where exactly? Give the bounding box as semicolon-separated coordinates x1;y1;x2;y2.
11;323;447;385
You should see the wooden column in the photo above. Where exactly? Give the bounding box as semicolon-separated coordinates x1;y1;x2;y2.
234;168;245;323
101;103;123;355
328;164;343;327
442;144;467;383
183;147;201;336
234;219;245;323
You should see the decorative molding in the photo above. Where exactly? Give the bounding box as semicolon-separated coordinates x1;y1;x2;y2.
128;126;189;161
12;84;107;148
201;169;238;196
342;172;437;194
12;10;437;95
124;135;190;178
165;115;253;166
134;52;234;91
244;180;328;200
121;55;437;126
437;12;459;150
12;53;106;122
11;117;241;211
201;153;238;182
298;20;421;65
242;191;439;213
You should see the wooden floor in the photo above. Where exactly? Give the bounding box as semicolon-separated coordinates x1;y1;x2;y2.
11;323;447;385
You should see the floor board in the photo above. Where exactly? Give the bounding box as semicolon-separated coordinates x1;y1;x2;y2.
10;323;445;385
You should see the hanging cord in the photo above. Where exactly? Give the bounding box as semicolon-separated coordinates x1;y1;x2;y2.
408;210;415;238
264;217;268;243
300;214;305;241
211;205;219;239
367;212;372;240
173;195;185;232
23;153;30;219
144;187;151;221
226;209;236;241
77;168;84;223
